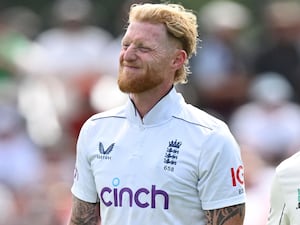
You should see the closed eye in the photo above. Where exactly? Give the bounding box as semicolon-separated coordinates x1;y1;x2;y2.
121;42;153;53
122;44;130;50
137;46;152;53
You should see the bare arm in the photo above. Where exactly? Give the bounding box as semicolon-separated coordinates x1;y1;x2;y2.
68;195;100;225
205;203;245;225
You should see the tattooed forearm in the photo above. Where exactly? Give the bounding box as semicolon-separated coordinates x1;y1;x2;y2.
205;203;245;225
68;195;100;225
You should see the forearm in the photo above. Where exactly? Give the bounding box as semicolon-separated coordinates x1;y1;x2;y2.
68;195;100;225
205;203;245;225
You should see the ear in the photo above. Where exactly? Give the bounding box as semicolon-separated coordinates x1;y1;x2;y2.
171;49;187;70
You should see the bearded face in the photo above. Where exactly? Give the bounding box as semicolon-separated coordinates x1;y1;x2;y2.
118;61;164;93
118;21;174;93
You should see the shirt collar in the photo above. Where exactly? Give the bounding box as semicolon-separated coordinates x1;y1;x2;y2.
125;87;184;125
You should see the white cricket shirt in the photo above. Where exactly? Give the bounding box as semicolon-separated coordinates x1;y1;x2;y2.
71;87;246;225
267;151;300;225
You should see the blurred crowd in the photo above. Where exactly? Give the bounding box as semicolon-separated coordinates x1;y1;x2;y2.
1;0;300;224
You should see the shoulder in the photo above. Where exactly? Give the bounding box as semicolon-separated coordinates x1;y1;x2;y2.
274;151;300;191
76;106;127;146
176;103;230;132
175;103;239;153
91;106;126;120
182;104;242;155
276;151;300;176
81;106;126;130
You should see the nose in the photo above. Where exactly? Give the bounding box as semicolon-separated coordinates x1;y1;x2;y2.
122;45;137;61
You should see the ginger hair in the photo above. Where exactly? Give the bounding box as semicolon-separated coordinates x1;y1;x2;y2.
128;3;199;84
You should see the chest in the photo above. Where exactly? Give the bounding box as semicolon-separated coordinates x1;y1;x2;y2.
87;121;202;196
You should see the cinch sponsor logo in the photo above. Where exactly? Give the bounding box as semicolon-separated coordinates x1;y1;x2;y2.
100;178;169;209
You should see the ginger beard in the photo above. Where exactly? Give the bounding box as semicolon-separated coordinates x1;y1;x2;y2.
118;62;165;93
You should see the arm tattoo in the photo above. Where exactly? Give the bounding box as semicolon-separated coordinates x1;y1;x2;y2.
205;203;245;225
69;195;100;225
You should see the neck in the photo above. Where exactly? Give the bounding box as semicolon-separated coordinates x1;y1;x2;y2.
130;85;173;118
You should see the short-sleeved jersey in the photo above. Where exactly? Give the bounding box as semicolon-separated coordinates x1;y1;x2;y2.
267;151;300;225
71;88;246;225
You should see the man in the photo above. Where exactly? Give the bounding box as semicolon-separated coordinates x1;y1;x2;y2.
267;151;300;224
68;3;246;225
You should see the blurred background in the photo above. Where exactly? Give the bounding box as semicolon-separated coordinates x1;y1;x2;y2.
1;0;300;224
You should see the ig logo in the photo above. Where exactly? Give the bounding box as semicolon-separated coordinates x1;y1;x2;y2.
231;165;244;186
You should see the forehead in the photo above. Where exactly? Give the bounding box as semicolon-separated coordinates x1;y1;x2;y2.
123;21;168;43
